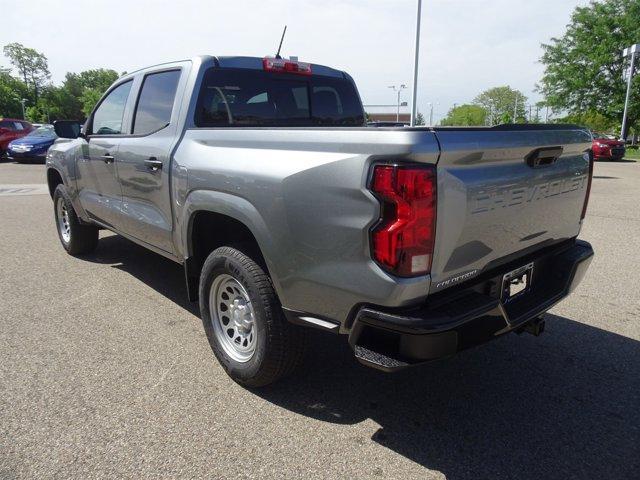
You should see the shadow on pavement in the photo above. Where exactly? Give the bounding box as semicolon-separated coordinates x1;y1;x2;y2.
598;158;637;163
82;233;198;316
261;318;639;479
83;233;639;480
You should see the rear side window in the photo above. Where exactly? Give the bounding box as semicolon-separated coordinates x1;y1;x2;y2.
13;122;24;130
132;70;181;135
195;68;364;127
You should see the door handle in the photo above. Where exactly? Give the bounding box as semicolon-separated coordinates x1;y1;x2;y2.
144;158;163;171
525;146;563;168
101;153;115;164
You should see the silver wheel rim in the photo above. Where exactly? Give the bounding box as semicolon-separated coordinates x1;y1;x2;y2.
56;197;71;244
209;274;257;363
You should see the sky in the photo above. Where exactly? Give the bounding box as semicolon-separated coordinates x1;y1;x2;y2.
1;0;590;123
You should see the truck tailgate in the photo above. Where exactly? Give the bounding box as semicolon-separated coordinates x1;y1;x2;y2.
430;126;592;293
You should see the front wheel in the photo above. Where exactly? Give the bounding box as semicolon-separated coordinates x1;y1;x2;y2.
53;184;99;255
199;246;306;387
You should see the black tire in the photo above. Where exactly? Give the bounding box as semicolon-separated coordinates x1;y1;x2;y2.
199;246;306;387
53;184;99;255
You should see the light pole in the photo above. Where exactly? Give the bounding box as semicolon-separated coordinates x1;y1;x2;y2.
513;95;518;123
388;85;407;122
21;98;28;120
410;0;422;127
427;102;439;126
621;43;638;141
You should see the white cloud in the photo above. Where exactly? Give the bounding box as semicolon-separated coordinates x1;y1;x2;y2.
1;0;589;122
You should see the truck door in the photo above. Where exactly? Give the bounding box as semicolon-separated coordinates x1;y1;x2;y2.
115;69;183;254
76;80;133;229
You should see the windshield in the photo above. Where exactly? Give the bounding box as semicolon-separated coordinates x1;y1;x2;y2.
195;68;365;127
26;125;56;138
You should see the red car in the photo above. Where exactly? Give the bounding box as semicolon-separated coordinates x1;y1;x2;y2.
0;118;34;157
592;132;626;161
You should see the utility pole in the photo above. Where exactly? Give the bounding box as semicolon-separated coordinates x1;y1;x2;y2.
621;44;638;141
513;95;518;123
388;85;407;122
410;0;422;127
428;102;434;126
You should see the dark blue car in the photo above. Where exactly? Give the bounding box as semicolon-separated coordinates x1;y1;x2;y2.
7;124;57;163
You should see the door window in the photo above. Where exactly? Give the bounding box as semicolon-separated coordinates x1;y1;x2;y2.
132;70;181;135
91;80;133;135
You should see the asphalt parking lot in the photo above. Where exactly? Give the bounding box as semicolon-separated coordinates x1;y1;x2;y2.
0;159;638;480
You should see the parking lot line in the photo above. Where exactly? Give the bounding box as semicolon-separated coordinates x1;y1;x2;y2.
0;184;49;196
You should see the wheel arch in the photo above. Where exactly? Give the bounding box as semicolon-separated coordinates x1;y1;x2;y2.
46;167;65;198
181;190;280;302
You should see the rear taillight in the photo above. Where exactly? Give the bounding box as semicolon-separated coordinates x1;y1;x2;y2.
369;164;437;277
581;150;594;220
263;57;312;75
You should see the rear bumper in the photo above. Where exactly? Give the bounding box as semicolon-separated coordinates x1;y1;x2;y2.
349;240;594;371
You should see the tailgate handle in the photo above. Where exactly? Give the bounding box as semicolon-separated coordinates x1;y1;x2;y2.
525;146;563;168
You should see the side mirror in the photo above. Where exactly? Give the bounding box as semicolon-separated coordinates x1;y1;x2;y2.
53;120;83;139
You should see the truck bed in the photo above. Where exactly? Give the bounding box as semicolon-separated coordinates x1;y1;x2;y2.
174;123;591;323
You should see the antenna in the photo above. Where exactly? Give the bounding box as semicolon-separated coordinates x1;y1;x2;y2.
275;25;287;59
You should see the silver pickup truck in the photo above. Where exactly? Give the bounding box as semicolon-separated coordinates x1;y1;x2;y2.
47;55;594;387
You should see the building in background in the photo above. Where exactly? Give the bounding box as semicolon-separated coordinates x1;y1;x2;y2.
365;104;410;124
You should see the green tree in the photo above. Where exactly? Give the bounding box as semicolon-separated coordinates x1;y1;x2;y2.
24;85;86;123
0;55;119;121
539;0;640;133
415;112;426;125
474;86;528;124
73;68;119;92
441;104;487;126
0;68;29;118
70;69;119;116
555;110;618;132
80;88;105;117
2;43;50;104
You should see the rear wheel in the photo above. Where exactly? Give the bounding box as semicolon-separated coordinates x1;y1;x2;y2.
199;246;306;387
53;184;99;255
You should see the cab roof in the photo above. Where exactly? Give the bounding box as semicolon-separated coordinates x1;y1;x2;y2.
122;55;347;80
